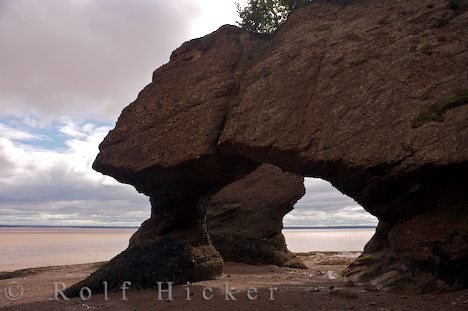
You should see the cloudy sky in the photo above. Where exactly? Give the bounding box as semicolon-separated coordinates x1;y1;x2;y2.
0;0;377;227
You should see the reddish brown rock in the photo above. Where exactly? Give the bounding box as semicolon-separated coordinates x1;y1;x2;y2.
64;195;223;297
73;0;468;294
70;26;259;295
217;0;468;291
206;164;306;268
92;25;257;198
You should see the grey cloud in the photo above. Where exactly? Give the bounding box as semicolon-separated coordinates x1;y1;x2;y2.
0;200;150;226
0;175;147;205
0;153;141;204
0;0;201;120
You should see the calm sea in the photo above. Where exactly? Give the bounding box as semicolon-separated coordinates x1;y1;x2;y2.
0;227;375;272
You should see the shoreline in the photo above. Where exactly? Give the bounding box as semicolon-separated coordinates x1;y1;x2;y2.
1;252;467;310
0;252;360;275
0;252;364;274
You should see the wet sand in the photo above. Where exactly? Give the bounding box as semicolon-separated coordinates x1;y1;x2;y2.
1;252;467;311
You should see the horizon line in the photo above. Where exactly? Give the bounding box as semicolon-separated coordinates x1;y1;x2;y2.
0;224;377;229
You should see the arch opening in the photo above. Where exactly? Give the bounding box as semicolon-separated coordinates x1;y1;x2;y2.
282;177;377;252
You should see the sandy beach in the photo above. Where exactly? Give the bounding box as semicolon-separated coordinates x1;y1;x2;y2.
1;252;467;311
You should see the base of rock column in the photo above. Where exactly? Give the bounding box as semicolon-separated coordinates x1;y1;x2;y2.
212;232;307;268
343;205;468;293
64;196;224;297
63;229;223;297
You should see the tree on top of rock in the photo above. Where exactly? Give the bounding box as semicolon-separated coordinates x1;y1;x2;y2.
236;0;310;34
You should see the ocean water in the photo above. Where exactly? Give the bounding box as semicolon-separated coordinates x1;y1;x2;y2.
0;227;135;272
0;227;375;272
282;228;375;252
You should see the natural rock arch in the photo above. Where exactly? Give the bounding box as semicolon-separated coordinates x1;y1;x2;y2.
65;0;467;296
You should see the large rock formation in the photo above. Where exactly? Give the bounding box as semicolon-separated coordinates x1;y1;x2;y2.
64;195;223;297
66;25;259;296
68;0;468;295
207;164;306;268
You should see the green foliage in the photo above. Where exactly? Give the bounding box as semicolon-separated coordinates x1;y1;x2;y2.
236;0;310;34
236;0;287;34
411;90;468;128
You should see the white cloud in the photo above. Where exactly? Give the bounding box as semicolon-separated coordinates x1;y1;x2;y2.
189;0;247;38
0;123;44;141
0;119;149;226
0;118;377;227
284;178;378;227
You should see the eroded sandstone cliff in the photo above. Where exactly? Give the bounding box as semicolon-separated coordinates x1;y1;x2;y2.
66;0;468;295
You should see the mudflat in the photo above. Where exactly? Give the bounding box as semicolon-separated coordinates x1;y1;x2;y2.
1;252;467;311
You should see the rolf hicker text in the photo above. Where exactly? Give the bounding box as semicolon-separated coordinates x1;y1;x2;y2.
49;281;279;302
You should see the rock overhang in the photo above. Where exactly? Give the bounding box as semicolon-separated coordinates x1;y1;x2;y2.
84;0;468;293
